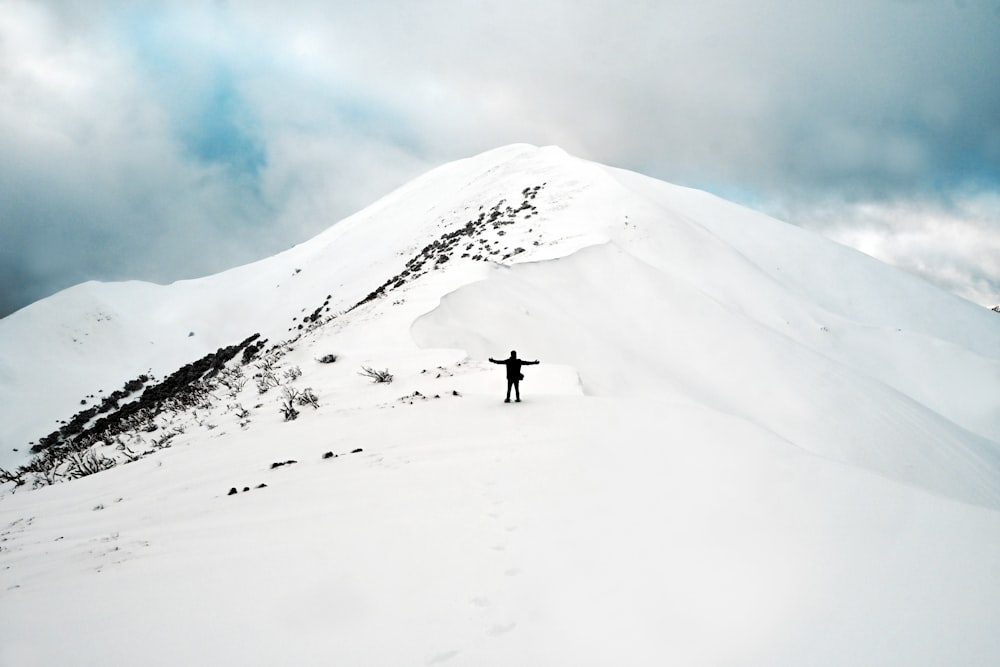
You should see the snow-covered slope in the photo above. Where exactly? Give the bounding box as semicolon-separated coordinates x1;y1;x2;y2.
1;145;999;665
0;144;595;469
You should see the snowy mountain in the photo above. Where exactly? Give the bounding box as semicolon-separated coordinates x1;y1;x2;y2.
1;145;999;665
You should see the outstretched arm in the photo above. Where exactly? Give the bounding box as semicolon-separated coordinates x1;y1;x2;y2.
488;358;503;364
526;360;540;365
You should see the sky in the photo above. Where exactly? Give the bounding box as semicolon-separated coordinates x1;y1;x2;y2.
1;0;999;318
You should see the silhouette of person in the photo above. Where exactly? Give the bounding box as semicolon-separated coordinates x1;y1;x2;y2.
489;350;539;403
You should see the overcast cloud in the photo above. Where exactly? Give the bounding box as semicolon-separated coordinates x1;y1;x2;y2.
2;0;999;317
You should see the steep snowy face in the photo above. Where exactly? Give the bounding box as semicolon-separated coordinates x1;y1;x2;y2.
415;159;1000;507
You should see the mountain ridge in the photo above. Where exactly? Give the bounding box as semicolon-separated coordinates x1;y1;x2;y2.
3;143;999;495
2;144;1000;665
0;144;568;465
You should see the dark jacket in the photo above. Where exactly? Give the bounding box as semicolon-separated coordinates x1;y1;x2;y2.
490;357;539;380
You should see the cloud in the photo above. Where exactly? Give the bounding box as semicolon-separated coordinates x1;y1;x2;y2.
121;7;269;177
792;191;1000;306
220;0;1000;200
0;1;430;316
1;0;999;316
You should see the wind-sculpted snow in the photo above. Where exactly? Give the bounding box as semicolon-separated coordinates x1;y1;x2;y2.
413;242;1000;509
1;144;999;664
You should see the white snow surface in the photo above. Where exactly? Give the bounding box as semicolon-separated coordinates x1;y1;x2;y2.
2;144;1000;665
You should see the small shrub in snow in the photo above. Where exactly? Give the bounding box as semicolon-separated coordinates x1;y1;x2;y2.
0;467;22;487
153;432;177;449
66;449;117;479
116;441;141;463
317;354;338;364
283;366;303;382
297;388;320;409
255;370;281;395
217;366;248;398
255;355;278;373
359;366;394;384
279;386;301;421
229;403;251;429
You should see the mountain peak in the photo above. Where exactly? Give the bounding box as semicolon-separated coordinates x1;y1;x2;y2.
2;146;1000;664
2;145;999;503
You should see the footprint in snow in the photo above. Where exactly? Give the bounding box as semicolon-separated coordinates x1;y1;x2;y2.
489;623;517;637
426;650;460;665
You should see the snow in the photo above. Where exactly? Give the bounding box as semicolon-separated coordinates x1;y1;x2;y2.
3;394;999;665
1;144;999;665
0;145;590;467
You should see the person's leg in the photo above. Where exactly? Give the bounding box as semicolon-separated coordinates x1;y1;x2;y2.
505;379;513;402
514;380;521;402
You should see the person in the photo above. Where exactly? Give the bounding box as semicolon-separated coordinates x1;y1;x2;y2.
488;350;540;403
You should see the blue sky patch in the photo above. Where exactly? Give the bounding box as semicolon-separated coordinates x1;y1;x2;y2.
121;8;267;179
